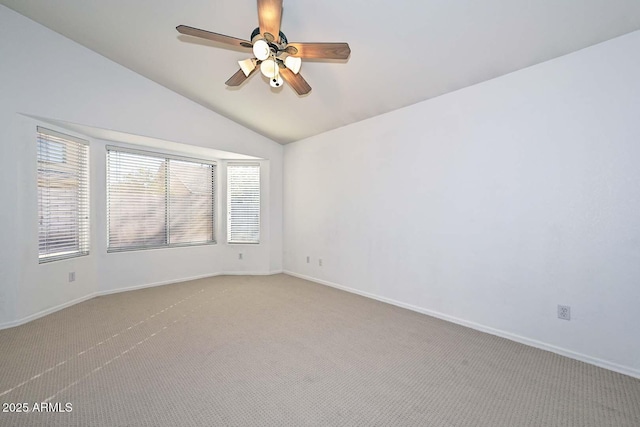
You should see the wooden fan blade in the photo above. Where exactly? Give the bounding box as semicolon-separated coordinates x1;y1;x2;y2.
280;68;311;95
257;0;283;42
177;25;252;49
286;42;351;59
226;69;252;86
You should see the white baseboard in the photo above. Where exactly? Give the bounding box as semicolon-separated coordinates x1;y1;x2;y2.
283;270;640;380
0;293;98;330
221;270;284;276
0;270;281;330
97;272;223;296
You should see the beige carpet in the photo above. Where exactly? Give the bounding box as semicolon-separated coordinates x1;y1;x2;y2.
0;274;638;426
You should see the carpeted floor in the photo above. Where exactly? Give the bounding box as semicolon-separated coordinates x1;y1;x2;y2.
0;274;638;426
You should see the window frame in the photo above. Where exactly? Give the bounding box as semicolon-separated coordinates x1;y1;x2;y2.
106;145;217;253
227;162;261;245
37;126;90;264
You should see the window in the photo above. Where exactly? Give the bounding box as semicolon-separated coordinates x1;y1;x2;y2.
37;127;90;263
227;163;260;244
107;147;216;252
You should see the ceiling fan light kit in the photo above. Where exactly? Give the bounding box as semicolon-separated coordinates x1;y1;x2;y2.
176;0;351;95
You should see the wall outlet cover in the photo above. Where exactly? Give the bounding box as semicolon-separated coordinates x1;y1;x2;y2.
558;305;571;320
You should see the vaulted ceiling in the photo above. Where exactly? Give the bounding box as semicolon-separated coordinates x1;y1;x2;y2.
3;0;640;144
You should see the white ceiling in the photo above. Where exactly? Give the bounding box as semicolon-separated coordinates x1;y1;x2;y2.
3;0;640;144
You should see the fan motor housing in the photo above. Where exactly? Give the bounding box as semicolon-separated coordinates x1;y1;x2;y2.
250;27;288;47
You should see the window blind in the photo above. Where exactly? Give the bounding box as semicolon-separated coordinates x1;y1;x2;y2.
37;127;90;263
107;147;215;252
169;159;215;245
227;163;260;244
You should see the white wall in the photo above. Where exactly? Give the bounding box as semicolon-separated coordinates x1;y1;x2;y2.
0;5;283;327
284;31;640;377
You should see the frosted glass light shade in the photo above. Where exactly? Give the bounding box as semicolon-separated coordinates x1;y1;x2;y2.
238;58;257;77
252;39;270;61
284;56;302;74
260;59;279;78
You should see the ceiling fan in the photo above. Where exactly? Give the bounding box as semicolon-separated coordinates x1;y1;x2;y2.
177;0;350;95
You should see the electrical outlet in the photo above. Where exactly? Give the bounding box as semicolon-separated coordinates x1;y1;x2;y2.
68;272;76;282
306;256;310;264
557;305;571;321
319;258;323;267
238;253;243;260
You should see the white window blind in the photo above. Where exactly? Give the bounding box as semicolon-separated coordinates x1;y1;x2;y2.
37;127;90;263
169;160;215;245
107;147;215;252
227;163;260;244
